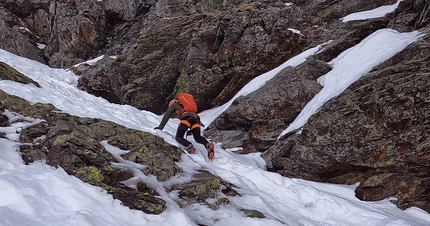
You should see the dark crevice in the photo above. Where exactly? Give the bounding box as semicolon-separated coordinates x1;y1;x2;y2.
211;22;226;53
415;2;430;28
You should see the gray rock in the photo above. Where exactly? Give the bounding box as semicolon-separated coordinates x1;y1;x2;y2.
264;32;430;212
206;61;324;152
0;9;46;64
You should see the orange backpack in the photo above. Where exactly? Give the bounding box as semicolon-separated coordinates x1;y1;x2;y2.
178;92;197;113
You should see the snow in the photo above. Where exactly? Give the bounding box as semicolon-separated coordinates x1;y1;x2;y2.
341;0;403;22
18;26;32;33
73;55;106;67
288;28;302;35
0;3;429;226
36;43;46;49
278;29;423;138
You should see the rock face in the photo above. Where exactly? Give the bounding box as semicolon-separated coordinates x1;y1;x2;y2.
77;1;308;114
262;17;430;211
205;60;325;152
1;0;430;216
0;8;47;64
207;0;430;212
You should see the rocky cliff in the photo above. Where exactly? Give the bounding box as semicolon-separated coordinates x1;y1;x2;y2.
0;0;429;214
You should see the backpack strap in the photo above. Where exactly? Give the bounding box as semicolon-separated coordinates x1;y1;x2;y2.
179;113;200;129
190;123;200;130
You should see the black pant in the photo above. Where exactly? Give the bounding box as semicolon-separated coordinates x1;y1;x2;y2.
175;114;209;148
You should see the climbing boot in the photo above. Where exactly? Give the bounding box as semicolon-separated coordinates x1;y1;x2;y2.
186;144;196;154
206;143;215;160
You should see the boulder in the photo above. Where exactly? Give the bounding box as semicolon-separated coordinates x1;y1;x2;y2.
206;59;325;152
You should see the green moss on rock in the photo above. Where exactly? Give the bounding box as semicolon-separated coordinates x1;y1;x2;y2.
212;178;221;189
0;90;57;119
53;134;68;146
87;166;104;182
148;204;165;213
0;61;40;87
173;72;191;96
72;166;119;193
73;166;104;184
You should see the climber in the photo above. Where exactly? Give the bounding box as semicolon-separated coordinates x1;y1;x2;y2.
154;92;215;160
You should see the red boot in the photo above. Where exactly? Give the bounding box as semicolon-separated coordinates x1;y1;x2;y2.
206;143;215;160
